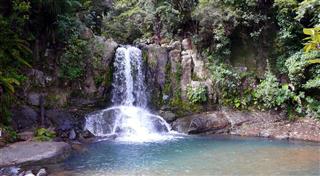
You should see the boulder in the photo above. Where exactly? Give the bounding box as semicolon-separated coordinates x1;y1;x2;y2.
11;106;39;131
46;110;75;132
24;170;35;176
182;38;192;50
36;168;47;176
171;116;193;133
172;112;230;134
188;113;230;134
27;92;41;106
159;111;176;123
0;141;71;167
172;109;320;142
45;109;81;139
93;36;118;71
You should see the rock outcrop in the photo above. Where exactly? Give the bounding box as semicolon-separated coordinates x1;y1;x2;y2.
0;141;71;167
171;110;320;142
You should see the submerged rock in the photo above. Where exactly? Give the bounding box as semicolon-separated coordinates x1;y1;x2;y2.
0;141;71;167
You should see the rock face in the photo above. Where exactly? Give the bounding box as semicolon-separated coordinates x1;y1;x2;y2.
146;44;168;90
46;109;84;139
172;112;230;134
172;110;320;142
0;141;71;167
11;106;39;131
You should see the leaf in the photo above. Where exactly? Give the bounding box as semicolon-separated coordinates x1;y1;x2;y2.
303;28;314;35
307;59;320;64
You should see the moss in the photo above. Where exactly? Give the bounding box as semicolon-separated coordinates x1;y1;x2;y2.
46;90;69;108
142;50;148;64
169;93;202;116
191;73;202;81
175;63;182;82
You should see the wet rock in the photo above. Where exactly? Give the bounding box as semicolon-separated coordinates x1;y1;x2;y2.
173;109;320;142
159;111;176;123
11;106;38;131
46;110;74;131
0;142;71;167
152;118;169;133
24;170;35;176
36;168;47;176
79;129;95;139
171;116;193;133
188;112;230;134
68;129;76;140
84;109;119;136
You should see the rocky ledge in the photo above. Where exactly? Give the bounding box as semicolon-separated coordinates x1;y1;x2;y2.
171;110;320;142
0;142;71;167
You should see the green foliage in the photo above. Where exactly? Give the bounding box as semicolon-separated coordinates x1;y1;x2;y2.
35;128;56;141
0;126;18;143
103;0;198;43
169;94;202;116
303;27;320;52
208;62;257;109
187;85;208;104
59;37;89;81
254;71;293;109
296;0;320;25
193;0;269;59
305;97;320;118
303;77;320;89
285;50;320;86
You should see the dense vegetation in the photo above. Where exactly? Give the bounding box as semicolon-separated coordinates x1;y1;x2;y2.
0;0;319;132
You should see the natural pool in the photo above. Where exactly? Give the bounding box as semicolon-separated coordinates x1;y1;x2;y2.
58;135;320;176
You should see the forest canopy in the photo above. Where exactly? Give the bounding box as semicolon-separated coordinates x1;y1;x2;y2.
0;0;319;127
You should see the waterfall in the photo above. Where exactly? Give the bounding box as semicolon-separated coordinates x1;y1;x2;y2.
85;46;171;142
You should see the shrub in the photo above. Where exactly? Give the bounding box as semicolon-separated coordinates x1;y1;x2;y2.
187;85;208;104
254;71;293;109
35;128;56;141
59;36;89;81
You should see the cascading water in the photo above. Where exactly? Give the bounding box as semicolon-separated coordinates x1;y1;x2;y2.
85;46;171;142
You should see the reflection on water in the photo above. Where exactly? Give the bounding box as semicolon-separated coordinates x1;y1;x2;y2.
59;136;320;176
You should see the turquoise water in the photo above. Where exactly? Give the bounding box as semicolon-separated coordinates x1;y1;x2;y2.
62;135;320;176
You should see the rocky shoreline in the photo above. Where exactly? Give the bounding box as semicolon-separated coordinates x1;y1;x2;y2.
170;109;320;142
0;108;319;176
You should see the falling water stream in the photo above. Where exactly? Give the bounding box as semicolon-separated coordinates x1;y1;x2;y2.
84;46;172;142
